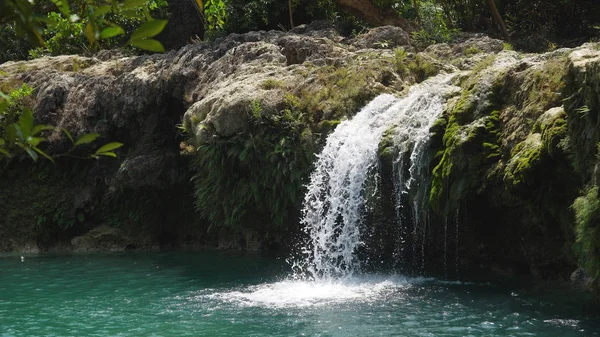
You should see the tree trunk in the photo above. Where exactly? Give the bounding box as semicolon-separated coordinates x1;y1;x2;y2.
437;0;455;28
288;0;294;28
413;0;421;24
334;0;418;32
485;0;510;41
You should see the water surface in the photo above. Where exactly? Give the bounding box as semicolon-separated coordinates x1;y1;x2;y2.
1;252;599;336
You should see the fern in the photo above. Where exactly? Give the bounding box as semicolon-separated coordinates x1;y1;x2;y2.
190;104;314;230
573;186;600;280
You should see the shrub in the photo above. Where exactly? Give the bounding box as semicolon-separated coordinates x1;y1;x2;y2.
411;1;459;47
573;186;600;280
191;102;314;230
0;24;32;63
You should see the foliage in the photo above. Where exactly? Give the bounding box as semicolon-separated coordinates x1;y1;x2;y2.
201;0;227;30
260;79;285;90
0;0;169;56
191;101;314;230
29;11;86;57
573;186;600;280
214;0;359;36
464;45;481;56
411;1;458;46
407;54;438;82
392;47;408;75
0;24;32;63
0;83;123;162
218;0;289;34
291;61;390;125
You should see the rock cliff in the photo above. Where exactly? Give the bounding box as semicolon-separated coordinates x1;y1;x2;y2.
2;21;600;291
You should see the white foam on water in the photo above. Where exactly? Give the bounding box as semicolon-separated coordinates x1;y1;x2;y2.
204;275;433;309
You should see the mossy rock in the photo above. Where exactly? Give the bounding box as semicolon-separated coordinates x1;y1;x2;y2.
536;107;569;158
504;133;543;188
429;102;501;213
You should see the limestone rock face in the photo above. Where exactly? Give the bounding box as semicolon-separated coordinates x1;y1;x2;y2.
0;22;423;252
3;19;600;294
71;225;153;252
417;43;600;286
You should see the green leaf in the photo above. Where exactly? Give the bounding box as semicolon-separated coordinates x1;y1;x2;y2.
130;19;167;40
33;147;55;162
18;108;34;139
122;0;148;9
62;128;74;144
24;147;39;162
100;26;125;39
96;152;117;158
0;148;10;157
27;137;46;147
95;142;123;154
129;38;165;52
74;133;100;146
31;125;54;136
120;9;142;19
141;6;152;21
93;5;112;17
50;0;71;16
5;124;17;142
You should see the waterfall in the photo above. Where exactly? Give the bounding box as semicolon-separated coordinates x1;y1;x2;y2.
293;76;454;281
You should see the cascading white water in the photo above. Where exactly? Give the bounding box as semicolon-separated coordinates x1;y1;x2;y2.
392;80;449;274
293;76;454;280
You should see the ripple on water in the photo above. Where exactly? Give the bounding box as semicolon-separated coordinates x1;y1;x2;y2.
2;253;600;337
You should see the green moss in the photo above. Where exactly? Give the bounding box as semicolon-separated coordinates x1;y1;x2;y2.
427;55;505;213
0;77;24;94
483;110;501;160
504;134;543;188
429;106;501;213
471;55;497;76
260;79;285;90
316;119;341;133
540;110;568;158
452;90;476;124
524;58;568;113
464;45;482;56
430;115;447;137
295;61;386;123
378;126;397;162
429;115;448;152
407;55;439;83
